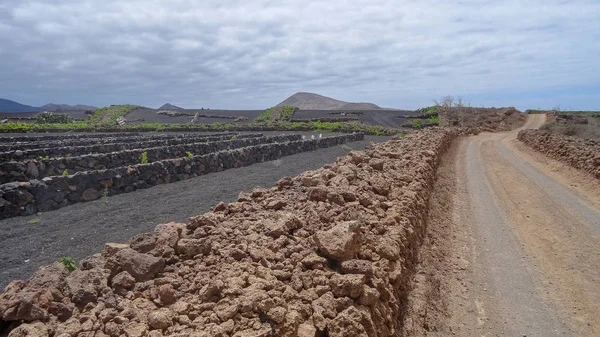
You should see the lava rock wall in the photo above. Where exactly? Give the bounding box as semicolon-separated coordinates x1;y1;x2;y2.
0;133;263;162
0;134;363;219
0;134;290;184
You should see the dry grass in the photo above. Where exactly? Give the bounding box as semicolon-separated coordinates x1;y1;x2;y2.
541;123;600;141
439;106;526;131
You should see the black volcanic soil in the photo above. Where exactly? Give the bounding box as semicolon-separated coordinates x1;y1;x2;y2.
125;108;263;124
0;110;90;120
0;135;389;289
124;108;420;127
293;110;419;128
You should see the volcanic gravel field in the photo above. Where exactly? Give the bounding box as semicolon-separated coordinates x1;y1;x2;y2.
293;110;418;128
0;135;387;288
125;109;264;125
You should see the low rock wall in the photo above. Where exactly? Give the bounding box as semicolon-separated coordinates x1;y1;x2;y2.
0;132;237;152
0;128;467;337
0;135;296;184
0;134;363;219
518;129;600;179
0;133;263;163
290;117;360;123
0;132;141;143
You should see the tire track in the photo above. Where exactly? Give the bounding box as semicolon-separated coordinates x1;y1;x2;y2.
449;114;600;336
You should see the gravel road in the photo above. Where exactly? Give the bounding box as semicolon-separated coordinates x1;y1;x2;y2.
0;136;388;289
448;114;600;336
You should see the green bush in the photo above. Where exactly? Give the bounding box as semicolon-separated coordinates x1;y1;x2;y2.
412;119;423;129
59;257;77;272
36;112;74;124
0;120;398;135
87;105;139;126
61;169;69;176
426;115;440;125
415;106;438;115
255;108;273;123
186;151;193;158
141;151;148;164
255;105;296;123
279;106;296;121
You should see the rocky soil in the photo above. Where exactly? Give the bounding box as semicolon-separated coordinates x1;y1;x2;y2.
0;128;467;337
518;129;600;179
439;106;526;131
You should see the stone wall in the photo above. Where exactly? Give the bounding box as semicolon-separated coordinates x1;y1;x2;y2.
0;134;363;219
0;128;466;337
518;129;600;179
290;117;360;123
1;124;398;135
0;132;237;152
0;133;262;162
0;133;252;162
0;132;141;143
0;135;297;184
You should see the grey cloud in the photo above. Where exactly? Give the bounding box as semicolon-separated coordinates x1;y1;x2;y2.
0;0;599;110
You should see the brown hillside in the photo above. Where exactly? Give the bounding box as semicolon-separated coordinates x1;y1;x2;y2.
277;92;382;110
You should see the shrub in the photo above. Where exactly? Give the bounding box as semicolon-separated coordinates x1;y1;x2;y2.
426;115;440;125
434;95;470;108
255;108;273;123
59;257;77;272
0;120;399;135
562;125;578;136
87;105;139;126
412;119;423;129
36;112;74;124
255;105;297;123
186;151;193;158
61;169;68;176
141;151;148;164
279;106;297;121
415;106;438;115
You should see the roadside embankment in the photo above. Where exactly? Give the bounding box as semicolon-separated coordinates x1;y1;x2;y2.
518;129;600;179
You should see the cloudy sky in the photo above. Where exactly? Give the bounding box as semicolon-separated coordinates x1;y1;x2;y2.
1;0;599;110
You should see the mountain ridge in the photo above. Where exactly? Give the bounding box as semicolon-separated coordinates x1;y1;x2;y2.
159;103;184;110
0;98;97;113
276;92;382;110
0;98;43;113
41;103;97;111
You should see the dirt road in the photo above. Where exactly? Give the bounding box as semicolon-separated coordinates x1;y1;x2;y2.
441;114;600;336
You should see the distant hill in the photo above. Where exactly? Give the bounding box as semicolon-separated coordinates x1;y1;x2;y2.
0;98;97;113
276;92;382;110
0;98;43;113
41;103;97;111
159;103;184;110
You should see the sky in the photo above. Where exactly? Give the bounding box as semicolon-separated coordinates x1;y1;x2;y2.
0;0;599;111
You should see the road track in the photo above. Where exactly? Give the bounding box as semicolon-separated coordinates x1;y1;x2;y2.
447;114;600;336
